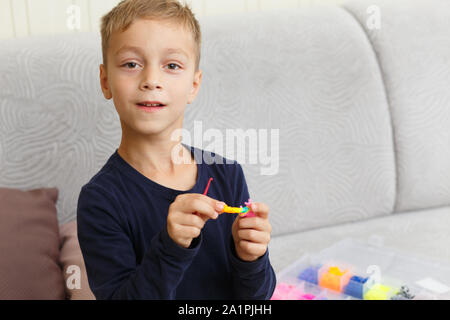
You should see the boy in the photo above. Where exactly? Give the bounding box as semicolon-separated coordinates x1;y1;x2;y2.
77;0;276;300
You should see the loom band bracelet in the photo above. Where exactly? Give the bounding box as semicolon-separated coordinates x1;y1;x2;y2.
238;206;250;217
222;205;242;214
222;205;250;216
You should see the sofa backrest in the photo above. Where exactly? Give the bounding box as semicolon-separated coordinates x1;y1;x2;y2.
343;0;450;214
0;1;447;237
192;6;396;236
0;33;120;225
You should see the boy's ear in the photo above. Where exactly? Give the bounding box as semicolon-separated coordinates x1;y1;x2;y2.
187;69;202;105
99;64;113;100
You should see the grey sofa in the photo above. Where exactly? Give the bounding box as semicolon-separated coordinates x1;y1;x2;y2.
0;0;449;287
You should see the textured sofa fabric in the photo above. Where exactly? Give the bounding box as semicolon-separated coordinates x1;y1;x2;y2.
342;0;450;215
196;5;396;236
0;5;396;236
0;0;449;299
269;206;450;273
0;33;118;227
0;188;65;299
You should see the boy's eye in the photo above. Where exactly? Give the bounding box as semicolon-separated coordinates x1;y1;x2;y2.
123;62;138;69
121;62;181;70
167;63;181;70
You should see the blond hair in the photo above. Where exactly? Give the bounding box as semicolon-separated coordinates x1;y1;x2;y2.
100;0;201;70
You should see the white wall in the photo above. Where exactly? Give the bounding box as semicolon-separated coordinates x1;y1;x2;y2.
0;0;346;39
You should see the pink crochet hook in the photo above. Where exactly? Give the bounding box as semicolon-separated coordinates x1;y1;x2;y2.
203;177;213;195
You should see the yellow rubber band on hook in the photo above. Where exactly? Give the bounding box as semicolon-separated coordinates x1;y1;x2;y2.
222;205;250;216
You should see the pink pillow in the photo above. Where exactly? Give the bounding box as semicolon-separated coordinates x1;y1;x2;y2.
0;187;65;299
59;220;96;300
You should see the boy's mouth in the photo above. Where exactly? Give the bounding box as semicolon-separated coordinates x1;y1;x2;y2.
136;101;167;112
136;101;166;107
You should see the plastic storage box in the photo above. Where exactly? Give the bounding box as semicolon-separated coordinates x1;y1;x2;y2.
271;238;450;300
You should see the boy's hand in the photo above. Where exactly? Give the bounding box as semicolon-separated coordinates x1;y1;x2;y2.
167;194;225;248
232;202;272;262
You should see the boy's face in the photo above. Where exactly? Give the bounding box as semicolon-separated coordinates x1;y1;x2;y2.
100;18;202;138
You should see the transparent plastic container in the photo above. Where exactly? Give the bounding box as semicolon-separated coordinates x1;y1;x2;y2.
272;238;450;300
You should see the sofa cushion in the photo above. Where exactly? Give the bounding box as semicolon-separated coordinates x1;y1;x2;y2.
0;33;121;227
343;0;450;213
194;6;396;236
0;5;397;237
269;206;450;274
0;187;65;299
59;220;95;300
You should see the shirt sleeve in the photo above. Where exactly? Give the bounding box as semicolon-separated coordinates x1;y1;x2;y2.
77;184;201;300
226;162;277;300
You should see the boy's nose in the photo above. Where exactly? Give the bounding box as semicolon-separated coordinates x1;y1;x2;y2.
141;79;162;91
141;82;161;90
140;68;162;91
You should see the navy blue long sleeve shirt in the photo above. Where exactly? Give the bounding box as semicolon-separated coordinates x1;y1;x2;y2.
77;145;276;300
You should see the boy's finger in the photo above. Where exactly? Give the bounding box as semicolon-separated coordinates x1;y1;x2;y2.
193;199;218;219
238;240;267;257
197;212;214;223
182;193;225;214
178;213;206;229
179;225;201;239
196;194;225;214
237;229;270;244
238;217;270;232
250;202;269;219
183;197;221;220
